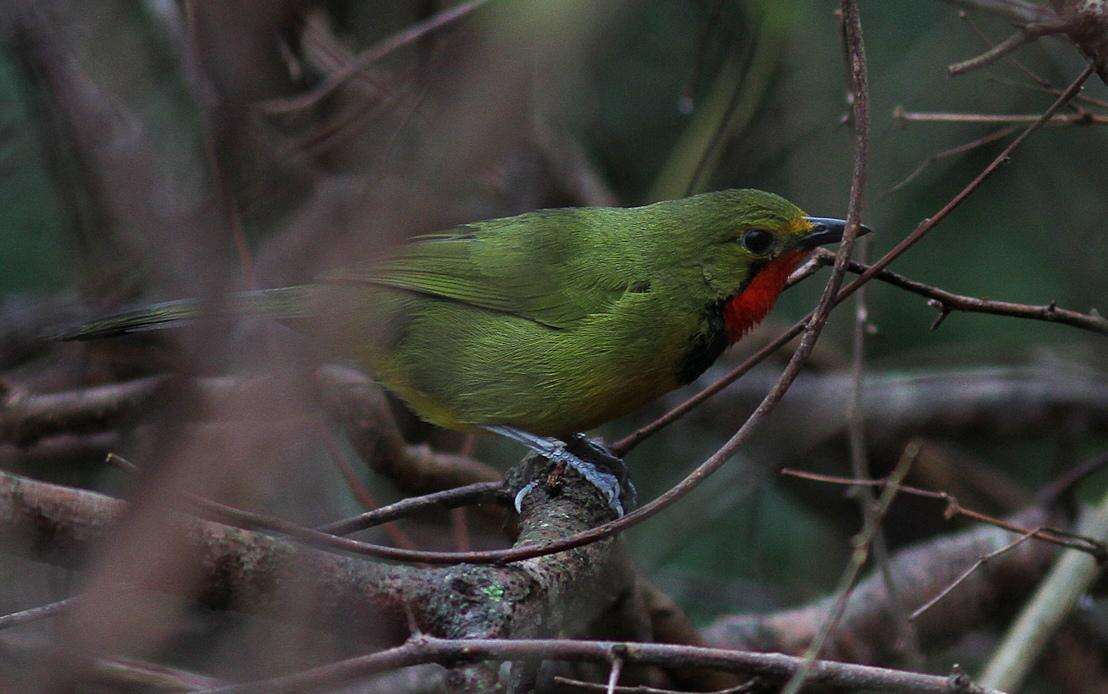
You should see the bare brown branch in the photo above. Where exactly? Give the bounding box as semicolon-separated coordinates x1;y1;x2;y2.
806;248;1108;334
210;634;1001;694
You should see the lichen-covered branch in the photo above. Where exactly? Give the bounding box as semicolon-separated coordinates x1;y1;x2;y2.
0;458;630;690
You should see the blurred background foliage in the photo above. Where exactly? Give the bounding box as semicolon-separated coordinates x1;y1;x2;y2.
0;0;1105;687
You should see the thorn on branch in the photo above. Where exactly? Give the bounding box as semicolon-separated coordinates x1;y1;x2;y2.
928;299;952;330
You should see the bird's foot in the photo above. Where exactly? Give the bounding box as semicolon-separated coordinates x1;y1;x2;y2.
483;426;634;517
566;434;637;509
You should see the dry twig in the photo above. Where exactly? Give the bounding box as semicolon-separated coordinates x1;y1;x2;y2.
781;439;916;694
779;468;1106;559
805;248;1108;334
206;634;1002;694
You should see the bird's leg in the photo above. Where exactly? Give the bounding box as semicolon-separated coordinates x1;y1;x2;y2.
566;433;637;507
482;425;631;517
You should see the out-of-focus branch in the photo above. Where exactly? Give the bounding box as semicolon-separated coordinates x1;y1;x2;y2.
261;0;494;116
879;120;1016;199
704;508;1061;664
0;467;417;629
0;367;500;493
0;633;226;691
0;596;76;630
314;366;501;492
2;0;232;298
661;362;1105;461
5;365;1101;489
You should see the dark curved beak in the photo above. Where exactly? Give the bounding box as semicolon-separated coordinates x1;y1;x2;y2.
800;216;872;249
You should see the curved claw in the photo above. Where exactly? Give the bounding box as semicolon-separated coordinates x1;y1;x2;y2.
514;480;540;513
484;425;633;517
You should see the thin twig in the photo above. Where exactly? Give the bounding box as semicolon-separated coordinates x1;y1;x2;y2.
106;453;455;564
846;238;923;666
779;468;1106;559
949;29;1036;75
909;527;1040;621
781;8;874;686
892;108;1106;125
204;634;1002;694
316;481;504;536
0;596;77;630
805;248;1108;335
781;439;917;694
318;425;419;549
984;74;1108;110
555;675;758;693
880;126;1017;198
943;0;1057;25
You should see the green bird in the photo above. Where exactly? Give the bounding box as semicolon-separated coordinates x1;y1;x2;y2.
62;189;865;513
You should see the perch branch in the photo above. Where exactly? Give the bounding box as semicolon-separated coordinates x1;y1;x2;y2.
0;459;627;651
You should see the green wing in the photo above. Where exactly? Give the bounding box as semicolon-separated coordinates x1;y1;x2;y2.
322;208;640;329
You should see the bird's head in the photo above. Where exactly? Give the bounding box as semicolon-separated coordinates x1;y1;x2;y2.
668;188;869;341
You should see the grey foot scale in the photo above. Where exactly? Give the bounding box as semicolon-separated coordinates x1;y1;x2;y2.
483;425;636;517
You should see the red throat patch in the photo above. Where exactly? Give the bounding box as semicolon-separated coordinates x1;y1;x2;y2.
723;250;809;342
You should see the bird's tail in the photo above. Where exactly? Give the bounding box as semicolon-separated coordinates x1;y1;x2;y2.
56;286;316;341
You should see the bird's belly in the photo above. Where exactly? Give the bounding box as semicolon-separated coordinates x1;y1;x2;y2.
338;291;683;436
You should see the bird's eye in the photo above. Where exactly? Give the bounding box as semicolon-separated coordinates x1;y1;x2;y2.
741;229;774;255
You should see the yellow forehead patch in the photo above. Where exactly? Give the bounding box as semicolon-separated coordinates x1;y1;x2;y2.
786;216;814;236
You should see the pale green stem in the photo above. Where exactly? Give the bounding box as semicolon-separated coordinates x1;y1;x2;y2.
979;488;1108;690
